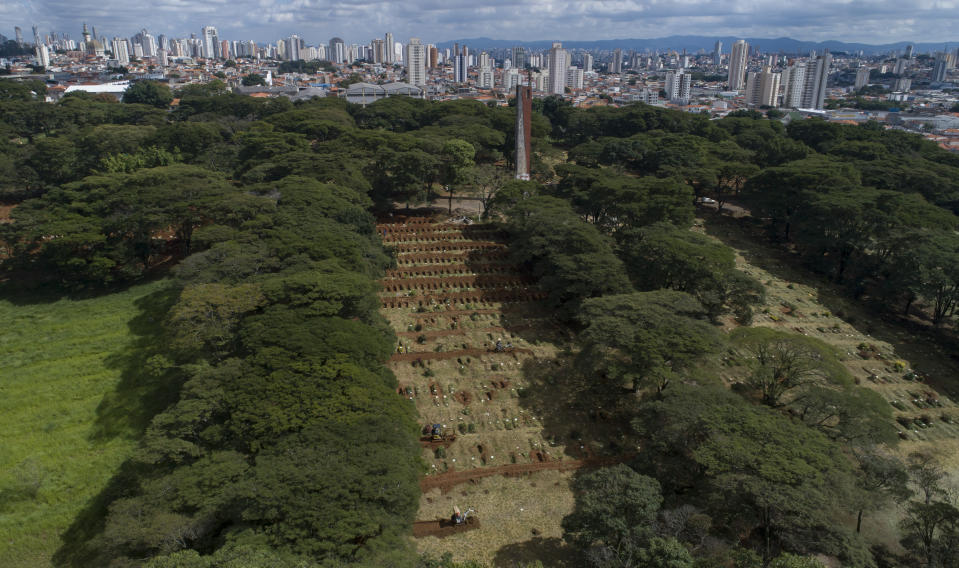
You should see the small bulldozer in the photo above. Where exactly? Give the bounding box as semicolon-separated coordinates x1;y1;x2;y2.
419;423;456;447
451;505;476;526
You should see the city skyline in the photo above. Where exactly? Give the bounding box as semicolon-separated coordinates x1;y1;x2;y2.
4;0;959;46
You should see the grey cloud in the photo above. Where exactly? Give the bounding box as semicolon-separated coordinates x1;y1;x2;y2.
2;0;958;45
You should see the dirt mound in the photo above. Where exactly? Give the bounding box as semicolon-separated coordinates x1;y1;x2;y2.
412;516;481;538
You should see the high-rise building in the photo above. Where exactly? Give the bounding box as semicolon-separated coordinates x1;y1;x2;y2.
478;67;495;89
800;53;831;109
515;83;532;180
157;48;168;67
854;66;870;90
478;51;490;70
905;44;914;59
932;54;948;82
503;69;521;90
728;39;749;90
745;66;781;107
713;40;722;66
547;42;569;95
566;66;584;89
201;26;218;59
583;53;593;73
512;46;527;69
894;77;912;92
453;44;469;83
112;38;130;64
611;48;623;73
405;38;427;87
15;26;23;46
664;69;692;102
370;39;385;63
384;32;394;63
329;37;346;63
429;46;438;68
35;44;49;68
893;58;908;75
287;35;300;61
782;62;806;108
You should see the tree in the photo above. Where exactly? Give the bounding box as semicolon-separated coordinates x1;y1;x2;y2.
576;291;722;393
242;73;266;86
731;327;851;407
850;448;911;533
768;554;826;568
615;223;764;322
635;384;862;564
908;452;948;506
123;81;174;107
507;196;631;319
636;537;693;568
467;163;511;218
167;283;267;358
439;139;475;213
562;465;663;559
914;234;959;327
900;502;959;568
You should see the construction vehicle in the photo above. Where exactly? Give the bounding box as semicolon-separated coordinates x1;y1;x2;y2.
451;505;476;526
419;423;456;447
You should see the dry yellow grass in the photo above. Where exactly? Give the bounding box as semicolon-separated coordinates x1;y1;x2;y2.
416;471;577;567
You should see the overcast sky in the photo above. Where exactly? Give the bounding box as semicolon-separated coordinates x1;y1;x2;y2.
3;0;958;46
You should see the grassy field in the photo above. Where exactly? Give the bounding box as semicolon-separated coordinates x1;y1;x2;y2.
0;279;174;567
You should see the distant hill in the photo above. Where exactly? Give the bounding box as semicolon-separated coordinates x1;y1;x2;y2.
435;35;958;55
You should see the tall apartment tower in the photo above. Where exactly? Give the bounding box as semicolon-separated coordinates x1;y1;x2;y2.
665;69;692;102
611;48;623;73
384;32;394;63
329;37;346;63
800;53;831;109
932;54;948;82
286;35;300;61
515;83;532;180
781;62;806;108
201;26;218;59
713;40;722;66
405;38;427;87
905;44;914;59
547;42;569;95
728;39;749;90
745;66;781;107
855;66;870;90
512;46;528;69
583;53;593;73
112;38;130;64
453;44;469;83
566;66;584;89
15;26;23;46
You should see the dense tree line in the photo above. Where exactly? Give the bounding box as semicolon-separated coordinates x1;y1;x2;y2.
493;100;959;566
4;81;959;566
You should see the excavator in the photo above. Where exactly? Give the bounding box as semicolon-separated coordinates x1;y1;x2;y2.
419;423;456;447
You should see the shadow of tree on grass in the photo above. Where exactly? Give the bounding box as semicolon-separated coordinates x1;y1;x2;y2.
493;536;582;567
55;283;186;567
90;283;183;441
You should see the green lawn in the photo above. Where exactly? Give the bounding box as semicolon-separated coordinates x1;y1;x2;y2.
0;280;174;567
